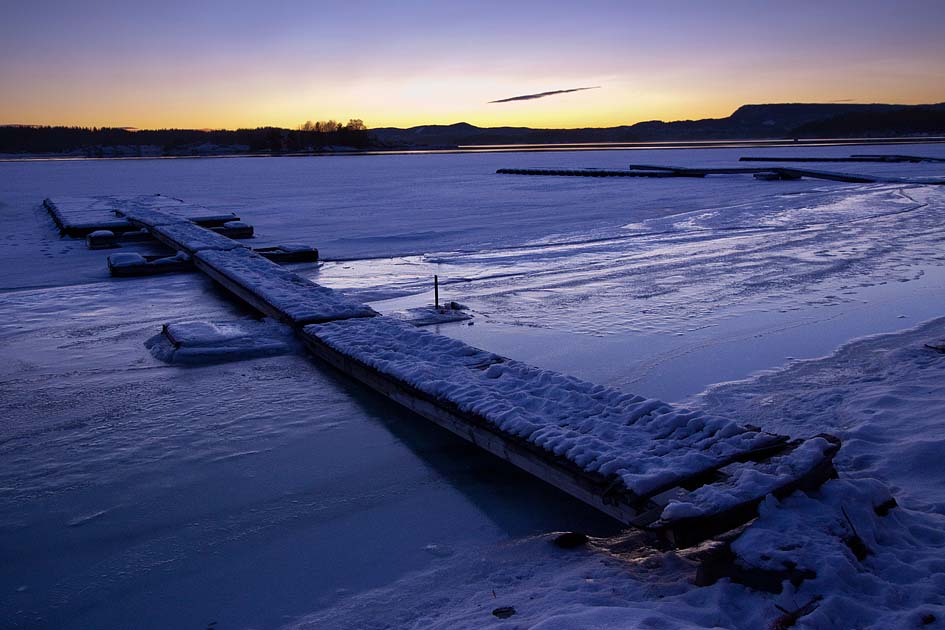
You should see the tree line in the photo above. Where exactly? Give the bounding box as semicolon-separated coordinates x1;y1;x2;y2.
0;119;374;155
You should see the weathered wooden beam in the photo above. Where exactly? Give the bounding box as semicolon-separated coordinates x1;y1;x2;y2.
740;156;897;163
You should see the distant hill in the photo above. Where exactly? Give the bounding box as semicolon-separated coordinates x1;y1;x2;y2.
373;102;945;147
4;102;944;157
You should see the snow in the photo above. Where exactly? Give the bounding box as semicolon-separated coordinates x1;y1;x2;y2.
195;247;378;324
3;142;945;629
306;316;785;499
47;194;238;232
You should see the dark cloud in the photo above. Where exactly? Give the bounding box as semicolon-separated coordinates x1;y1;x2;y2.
489;86;600;104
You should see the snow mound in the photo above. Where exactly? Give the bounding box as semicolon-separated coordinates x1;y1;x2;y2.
731;478;945;628
659;436;836;520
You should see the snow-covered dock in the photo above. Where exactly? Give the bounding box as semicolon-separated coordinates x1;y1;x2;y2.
194;248;377;325
498;165;882;183
117;205;375;325
43;194;238;237
301;317;839;546
75;197;841;546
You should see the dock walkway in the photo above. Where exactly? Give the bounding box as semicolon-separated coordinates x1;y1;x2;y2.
44;194;237;237
58;197;840;547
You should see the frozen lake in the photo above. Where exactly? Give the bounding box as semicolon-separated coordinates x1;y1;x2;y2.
2;143;945;628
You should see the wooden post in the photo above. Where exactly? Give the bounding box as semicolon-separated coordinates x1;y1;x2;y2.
434;274;439;308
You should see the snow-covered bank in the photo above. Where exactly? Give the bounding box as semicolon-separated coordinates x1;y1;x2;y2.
697;316;945;516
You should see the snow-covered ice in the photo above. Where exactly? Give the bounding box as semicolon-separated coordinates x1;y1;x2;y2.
3;142;945;628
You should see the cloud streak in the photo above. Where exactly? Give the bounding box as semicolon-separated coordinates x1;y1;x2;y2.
489;86;600;104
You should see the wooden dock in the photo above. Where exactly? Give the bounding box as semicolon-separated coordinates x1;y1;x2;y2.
499;165;885;184
43;195;238;237
56;197;842;548
850;154;945;163
741;154;945;164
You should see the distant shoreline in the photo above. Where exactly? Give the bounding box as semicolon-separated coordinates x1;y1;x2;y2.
2;136;945;162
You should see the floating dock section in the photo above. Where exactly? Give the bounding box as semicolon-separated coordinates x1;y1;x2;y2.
300;317;839;546
63;198;841;547
741;154;945;164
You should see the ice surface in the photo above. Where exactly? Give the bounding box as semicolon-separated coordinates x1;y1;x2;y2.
4;143;945;629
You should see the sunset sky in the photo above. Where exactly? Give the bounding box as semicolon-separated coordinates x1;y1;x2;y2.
2;0;944;130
